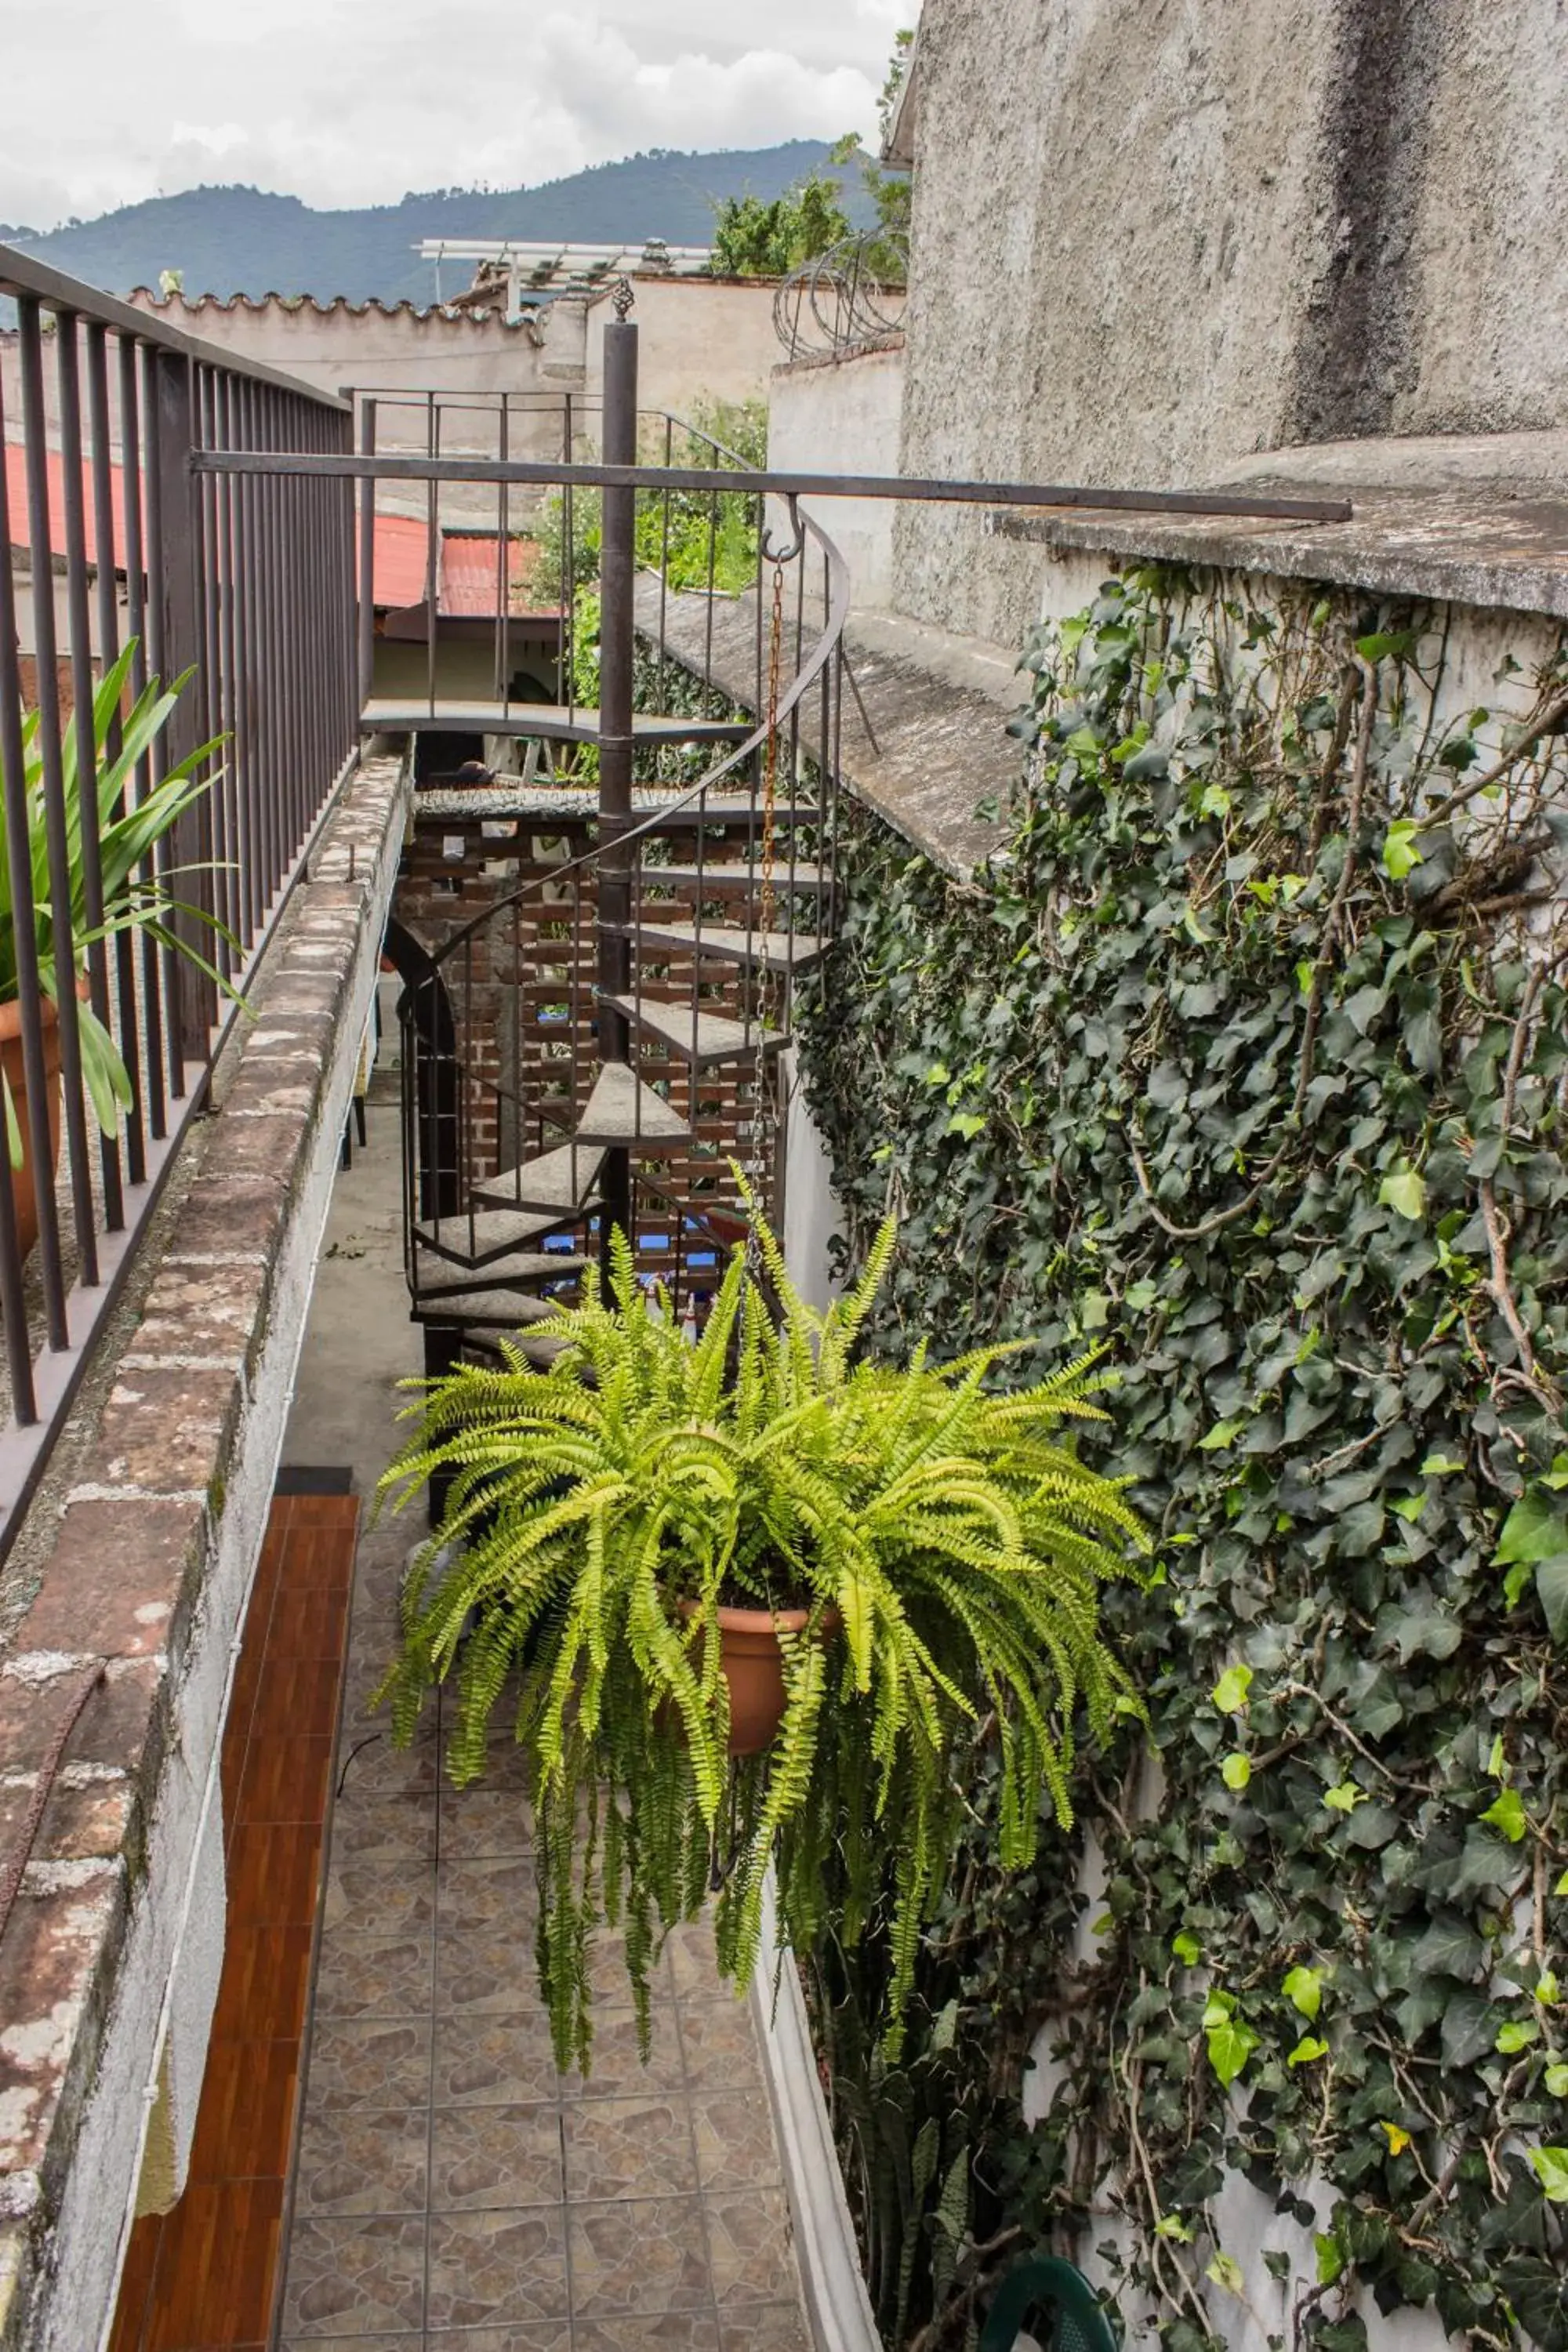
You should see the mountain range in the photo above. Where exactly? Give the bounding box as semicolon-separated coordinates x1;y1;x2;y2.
0;143;874;306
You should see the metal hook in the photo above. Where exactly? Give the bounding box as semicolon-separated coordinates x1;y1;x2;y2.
760;493;804;567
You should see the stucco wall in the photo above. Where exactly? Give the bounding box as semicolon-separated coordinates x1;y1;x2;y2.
768;343;905;611
894;0;1568;642
586;276;781;426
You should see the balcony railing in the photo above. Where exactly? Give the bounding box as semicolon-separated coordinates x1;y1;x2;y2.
0;245;358;1553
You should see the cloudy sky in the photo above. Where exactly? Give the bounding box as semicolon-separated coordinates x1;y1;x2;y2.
0;0;909;230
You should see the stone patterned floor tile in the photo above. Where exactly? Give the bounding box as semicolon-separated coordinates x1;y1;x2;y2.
438;1780;537;1859
436;1925;543;2016
587;1926;675;2004
689;2086;782;2189
567;2194;713;2317
281;2338;421;2351
575;2317;721;2350
423;2331;571;2350
703;2186;799;2307
334;1731;439;1799
553;2004;685;2101
425;2205;571;2328
303;2017;432;2111
280;2212;426;2336
664;1917;724;1998
431;2102;565;2209
434;2010;562;2105
717;2301;811;2351
326;1789;438;1865
437;1853;539;1931
293;2105;430;2216
314;1929;434;2020
675;1994;764;2092
564;2092;700;2199
323;1855;437;1938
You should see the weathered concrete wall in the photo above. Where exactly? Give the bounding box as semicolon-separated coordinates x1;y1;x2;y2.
894;0;1568;643
768;343;906;611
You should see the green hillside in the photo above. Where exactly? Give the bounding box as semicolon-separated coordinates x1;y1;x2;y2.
0;144;876;305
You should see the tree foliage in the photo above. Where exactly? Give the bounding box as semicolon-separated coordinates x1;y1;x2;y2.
797;570;1568;2347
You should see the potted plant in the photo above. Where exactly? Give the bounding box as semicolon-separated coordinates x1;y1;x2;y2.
1;643;234;1250
377;1198;1149;2071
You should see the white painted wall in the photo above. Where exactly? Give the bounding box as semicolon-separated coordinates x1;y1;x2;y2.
768;344;906;612
586;274;781;423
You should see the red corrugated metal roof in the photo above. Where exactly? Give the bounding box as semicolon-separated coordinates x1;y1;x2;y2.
438;532;543;617
2;443;557;622
2;443;129;569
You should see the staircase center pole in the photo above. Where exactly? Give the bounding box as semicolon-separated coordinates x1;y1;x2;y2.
595;286;638;1265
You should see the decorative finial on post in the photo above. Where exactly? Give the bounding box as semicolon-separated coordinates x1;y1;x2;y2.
611;277;635;321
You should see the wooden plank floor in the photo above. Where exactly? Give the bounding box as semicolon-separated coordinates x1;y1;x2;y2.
107;1492;358;2352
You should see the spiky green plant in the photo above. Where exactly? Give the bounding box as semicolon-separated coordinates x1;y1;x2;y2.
1;641;237;1160
378;1197;1150;2071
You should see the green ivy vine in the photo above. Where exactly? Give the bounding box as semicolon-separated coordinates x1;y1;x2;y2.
796;568;1568;2349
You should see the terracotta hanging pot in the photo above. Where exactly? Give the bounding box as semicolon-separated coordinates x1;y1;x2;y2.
0;996;63;1262
681;1599;840;1756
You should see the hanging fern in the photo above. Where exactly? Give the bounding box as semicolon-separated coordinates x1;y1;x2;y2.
377;1191;1151;2071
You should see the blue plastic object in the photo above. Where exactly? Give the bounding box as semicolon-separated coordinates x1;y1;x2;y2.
978;2255;1118;2352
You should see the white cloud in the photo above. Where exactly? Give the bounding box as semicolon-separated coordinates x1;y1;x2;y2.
0;0;911;228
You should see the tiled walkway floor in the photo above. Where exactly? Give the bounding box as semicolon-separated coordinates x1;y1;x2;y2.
271;1076;812;2350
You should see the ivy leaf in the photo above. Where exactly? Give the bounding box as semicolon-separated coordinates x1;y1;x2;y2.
1154;2213;1194;2242
1537;1556;1568;1645
1378;1163;1426;1221
1314;2232;1344;2287
1283;1965;1324;2020
1221;1751;1251;1791
1206;2252;1244;2296
1382;819;1424;881
1198;1418;1245;1451
1289;2035;1329;2067
1205;2009;1260;2089
1537;1971;1561;2006
1556;1869;1568;1897
1211;1663;1253;1714
1481;1787;1527;1843
1495;1490;1568;1568
1529;2147;1568;2202
1171;1932;1202;1967
946;1111;986;1140
1545;2063;1568;2098
1421;1452;1466;1475
1497;2018;1540;2055
1379;2122;1412;2156
924;1062;951;1087
1323;1783;1367;1814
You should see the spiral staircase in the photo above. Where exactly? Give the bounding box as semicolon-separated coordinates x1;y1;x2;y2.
394;339;848;1470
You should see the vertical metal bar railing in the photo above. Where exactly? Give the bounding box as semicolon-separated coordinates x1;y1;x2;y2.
19;296;99;1300
0;242;358;1556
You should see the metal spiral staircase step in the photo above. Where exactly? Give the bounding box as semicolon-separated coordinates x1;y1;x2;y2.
603;993;786;1067
572;1062;692;1147
635;797;822;833
412;1287;568;1328
463;1328;573;1371
470;1141;606;1215
415;1250;588;1298
360;699;753;748
416;1207;592;1269
639;862;830;896
612;919;827;974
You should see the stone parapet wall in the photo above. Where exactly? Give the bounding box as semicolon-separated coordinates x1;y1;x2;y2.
0;754;407;2352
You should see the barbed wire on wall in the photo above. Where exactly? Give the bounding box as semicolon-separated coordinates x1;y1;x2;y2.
773;232;909;364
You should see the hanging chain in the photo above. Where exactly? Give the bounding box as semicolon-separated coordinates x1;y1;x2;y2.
743;551;789;1276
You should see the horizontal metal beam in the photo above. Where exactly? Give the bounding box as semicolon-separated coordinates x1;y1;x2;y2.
191;447;1356;525
0;241;352;412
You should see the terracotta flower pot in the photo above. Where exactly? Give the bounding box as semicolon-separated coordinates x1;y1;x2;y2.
0;996;63;1262
680;1599;840;1756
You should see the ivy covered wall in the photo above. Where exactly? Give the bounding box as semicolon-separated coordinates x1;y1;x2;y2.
795;568;1568;2350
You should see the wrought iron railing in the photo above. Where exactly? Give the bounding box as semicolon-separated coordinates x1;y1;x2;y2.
0;245;357;1552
